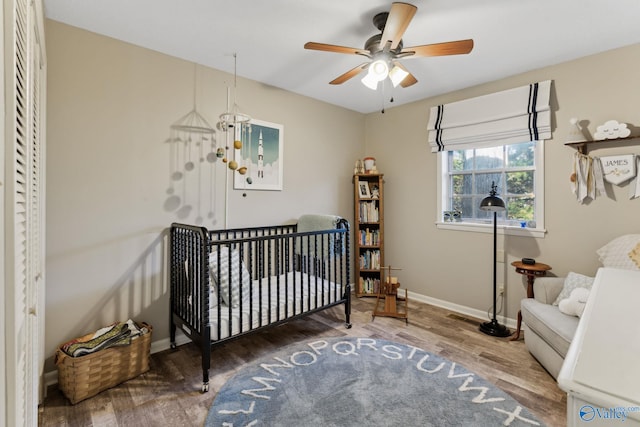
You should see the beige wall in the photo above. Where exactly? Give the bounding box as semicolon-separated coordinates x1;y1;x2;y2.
45;17;640;368
365;43;640;322
44;20;364;366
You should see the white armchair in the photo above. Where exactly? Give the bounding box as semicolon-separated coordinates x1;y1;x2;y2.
520;234;640;379
521;276;580;379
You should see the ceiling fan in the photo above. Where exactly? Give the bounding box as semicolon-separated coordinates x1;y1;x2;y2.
304;2;473;90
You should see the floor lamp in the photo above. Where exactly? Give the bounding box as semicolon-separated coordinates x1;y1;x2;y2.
479;182;511;337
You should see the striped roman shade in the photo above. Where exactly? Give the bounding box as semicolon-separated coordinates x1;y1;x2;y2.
427;80;552;152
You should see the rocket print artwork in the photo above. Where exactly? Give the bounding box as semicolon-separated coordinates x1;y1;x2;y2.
234;119;283;191
258;130;264;178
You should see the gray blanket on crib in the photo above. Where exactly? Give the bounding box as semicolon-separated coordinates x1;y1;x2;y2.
296;214;342;257
297;214;340;232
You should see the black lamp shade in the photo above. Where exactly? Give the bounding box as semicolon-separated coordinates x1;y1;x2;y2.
479;195;506;212
480;181;506;212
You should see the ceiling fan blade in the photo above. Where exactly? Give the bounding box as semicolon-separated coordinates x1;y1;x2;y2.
392;61;418;88
304;42;366;56
401;39;474;58
380;2;418;50
329;63;370;85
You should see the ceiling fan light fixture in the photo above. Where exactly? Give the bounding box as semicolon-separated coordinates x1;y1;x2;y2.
361;72;380;90
361;58;390;90
369;59;389;81
388;65;409;87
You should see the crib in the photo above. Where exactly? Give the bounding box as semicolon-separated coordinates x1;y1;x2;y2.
169;216;351;392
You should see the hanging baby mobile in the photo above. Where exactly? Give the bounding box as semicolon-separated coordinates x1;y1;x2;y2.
568;118;640;203
217;53;253;197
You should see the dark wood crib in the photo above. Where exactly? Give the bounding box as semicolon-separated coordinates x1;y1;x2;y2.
169;218;351;392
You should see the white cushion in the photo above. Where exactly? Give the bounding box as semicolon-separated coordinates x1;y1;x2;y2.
209;247;251;308
553;272;595;306
596;234;640;271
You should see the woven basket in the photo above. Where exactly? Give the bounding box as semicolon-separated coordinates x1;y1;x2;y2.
56;322;152;404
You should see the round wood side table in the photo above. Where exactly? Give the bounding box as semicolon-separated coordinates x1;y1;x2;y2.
510;261;551;341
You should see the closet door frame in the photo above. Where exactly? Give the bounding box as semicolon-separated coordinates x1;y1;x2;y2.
2;0;46;425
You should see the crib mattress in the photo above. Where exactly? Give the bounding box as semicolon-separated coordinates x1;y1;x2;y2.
209;271;343;341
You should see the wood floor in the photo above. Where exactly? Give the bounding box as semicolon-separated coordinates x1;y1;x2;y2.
39;297;566;426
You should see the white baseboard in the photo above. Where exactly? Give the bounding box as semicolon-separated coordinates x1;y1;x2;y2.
406;290;519;330
44;295;519;388
150;329;192;354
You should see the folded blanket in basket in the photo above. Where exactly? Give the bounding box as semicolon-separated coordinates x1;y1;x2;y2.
61;319;146;357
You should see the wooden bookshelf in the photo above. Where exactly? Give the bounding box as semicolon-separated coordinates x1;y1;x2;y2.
353;173;384;297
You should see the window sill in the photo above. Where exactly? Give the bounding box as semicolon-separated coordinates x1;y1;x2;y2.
435;221;546;238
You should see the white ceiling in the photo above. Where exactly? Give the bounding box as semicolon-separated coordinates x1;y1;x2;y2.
44;0;640;114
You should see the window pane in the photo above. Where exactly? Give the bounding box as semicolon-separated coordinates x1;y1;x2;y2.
507;141;535;167
475;173;502;196
506;171;533;196
506;196;534;221
475;146;504;169
451;174;472;196
450;150;474;171
452;196;474;218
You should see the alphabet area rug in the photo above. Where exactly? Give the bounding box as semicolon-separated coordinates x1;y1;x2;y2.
205;337;545;427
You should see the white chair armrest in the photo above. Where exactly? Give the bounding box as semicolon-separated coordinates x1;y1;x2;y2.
533;276;565;304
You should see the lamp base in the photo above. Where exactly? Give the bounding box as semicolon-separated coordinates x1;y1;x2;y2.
479;319;511;337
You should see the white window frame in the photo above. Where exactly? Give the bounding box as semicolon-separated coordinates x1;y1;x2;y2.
436;140;546;238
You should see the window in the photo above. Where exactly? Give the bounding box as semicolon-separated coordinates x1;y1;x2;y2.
427;80;551;237
438;140;545;237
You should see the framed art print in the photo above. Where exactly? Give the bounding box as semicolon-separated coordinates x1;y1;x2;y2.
358;181;371;198
234;119;284;191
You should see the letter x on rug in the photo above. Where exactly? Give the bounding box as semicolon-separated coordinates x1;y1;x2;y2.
206;337;545;426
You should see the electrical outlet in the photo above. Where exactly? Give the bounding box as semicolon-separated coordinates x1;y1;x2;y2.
498;285;505;296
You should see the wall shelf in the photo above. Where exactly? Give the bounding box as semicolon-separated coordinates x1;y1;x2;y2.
565;136;640;154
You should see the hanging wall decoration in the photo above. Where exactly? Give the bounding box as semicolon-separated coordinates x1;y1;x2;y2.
570;151;605;204
630;156;640;200
599;154;637;185
233;119;284;191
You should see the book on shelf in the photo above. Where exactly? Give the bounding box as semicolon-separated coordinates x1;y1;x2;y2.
359;228;380;246
358;249;380;270
359;276;380;294
359;201;379;223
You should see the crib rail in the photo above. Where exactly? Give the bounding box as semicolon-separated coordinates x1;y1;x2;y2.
170;224;211;339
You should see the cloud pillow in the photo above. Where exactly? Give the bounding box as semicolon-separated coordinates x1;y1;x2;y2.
553;272;595;306
558;287;590;318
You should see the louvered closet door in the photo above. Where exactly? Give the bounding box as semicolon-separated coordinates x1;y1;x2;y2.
3;0;46;425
